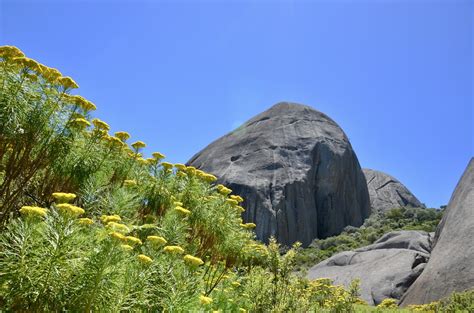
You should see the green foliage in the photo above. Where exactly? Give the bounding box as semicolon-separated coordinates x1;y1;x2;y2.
295;206;443;271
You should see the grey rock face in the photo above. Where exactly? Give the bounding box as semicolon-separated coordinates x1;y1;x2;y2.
400;158;474;305
307;230;432;305
188;102;371;246
363;169;424;212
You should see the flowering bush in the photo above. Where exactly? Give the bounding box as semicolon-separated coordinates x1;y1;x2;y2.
1;46;467;312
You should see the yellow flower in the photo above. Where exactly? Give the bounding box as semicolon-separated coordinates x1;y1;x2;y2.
70;118;91;129
121;244;134;252
147;235;167;246
12;57;41;72
199;295;213;305
37;64;62;82
92;118;110;131
78;218;94;225
202;173;217;183
239;308;247;313
123;179;137;187
236;206;245;213
186;166;196;175
217;184;232;196
230;195;244;203
183;254;204;266
226;198;239;206
114;131;130;142
107;222;130;233
19;206;48;217
131;141;146;150
52;192;77;203
58;76;79;89
69;95;96;112
231;281;241;287
138;254;153;264
0;45;25;58
110;231;126;241
152;152;165;159
56;203;85;216
163;245;184;254
161;162;173;170
101;214;121;224
125;236;142;245
240;223;256;229
173;201;183;207
174;206;191;216
174;163;187;171
176;171;187;178
137;157;149;165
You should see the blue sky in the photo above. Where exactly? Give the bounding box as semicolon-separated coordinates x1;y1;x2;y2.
1;0;472;208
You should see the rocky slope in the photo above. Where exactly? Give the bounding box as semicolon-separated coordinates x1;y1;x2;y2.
307;230;432;305
400;158;474;305
188;102;371;246
363;169;423;212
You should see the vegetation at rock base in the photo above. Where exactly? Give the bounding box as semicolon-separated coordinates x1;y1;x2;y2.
0;45;471;312
294;206;442;271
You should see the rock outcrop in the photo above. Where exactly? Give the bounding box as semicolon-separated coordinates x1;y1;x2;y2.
400;158;474;305
363;169;423;212
188;102;371;246
307;230;433;305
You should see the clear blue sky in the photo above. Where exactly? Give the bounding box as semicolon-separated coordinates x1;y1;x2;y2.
1;0;472;208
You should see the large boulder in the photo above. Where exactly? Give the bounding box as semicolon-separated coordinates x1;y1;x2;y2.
400;158;474;305
307;230;433;305
363;169;424;212
188;102;371;246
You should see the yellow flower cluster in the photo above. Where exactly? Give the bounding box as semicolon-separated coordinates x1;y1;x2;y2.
229;195;244;203
200;172;217;183
58;76;79;89
0;45;25;58
123;179;137;187
71;118;91;129
121;244;134;252
105;135;124;148
19;206;48;217
56;203;85;216
240;223;256;229
174;206;191;216
67;95;96;112
152;152;165;159
183;254;204;266
377;298;398;308
92;118;110;131
114;131;130;142
174;163;187;171
131;141;146;150
147;235;167;246
110;232;126;240
199;295;213;305
161;162;173;170
163;245;184;254
217;184;232;196
125;236;142;246
78;218;94;225
235;206;245;213
225;198;239;206
52;192;77;203
106;222;130;233
138;254;153;264
101;214;121;224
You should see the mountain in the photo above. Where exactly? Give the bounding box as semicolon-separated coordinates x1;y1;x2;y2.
188;102;370;246
363;169;424;212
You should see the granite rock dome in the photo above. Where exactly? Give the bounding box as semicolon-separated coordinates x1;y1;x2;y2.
188;102;371;246
363;169;424;212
